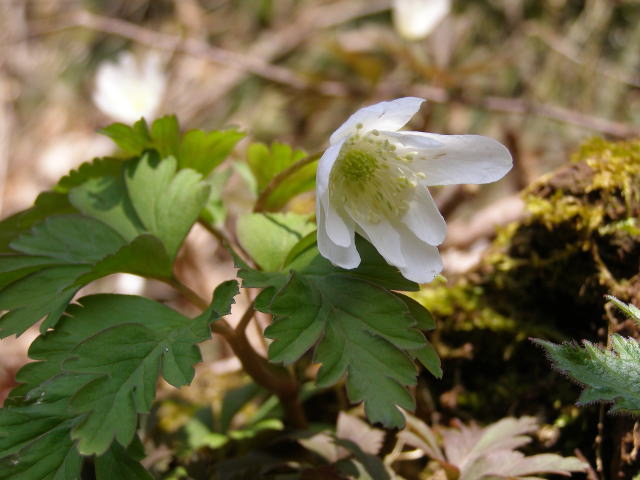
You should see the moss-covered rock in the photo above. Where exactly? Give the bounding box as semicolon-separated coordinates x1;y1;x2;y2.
413;138;640;473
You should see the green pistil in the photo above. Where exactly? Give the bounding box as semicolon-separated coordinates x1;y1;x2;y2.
337;149;379;183
329;132;423;224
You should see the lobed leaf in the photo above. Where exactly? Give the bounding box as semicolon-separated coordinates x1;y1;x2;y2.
238;236;437;428
0;281;238;477
535;335;640;413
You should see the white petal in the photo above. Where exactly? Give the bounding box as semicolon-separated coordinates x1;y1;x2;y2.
393;0;451;41
397;133;513;186
321;192;353;248
329;97;426;144
401;186;446;246
317;201;360;269
354;218;406;268
316;139;345;198
397;226;443;283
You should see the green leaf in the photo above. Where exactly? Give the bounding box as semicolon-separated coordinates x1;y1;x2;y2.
66;284;237;455
0;280;238;470
150;115;180;159
248;240;434;428
237;213;315;271
0;215;171;338
55;157;124;194
0;192;74;253
100;116;243;177
69;174;145;241
125;154;210;259
0;427;82;480
0;265;88;337
606;295;640;325
200;167;232;228
95;442;153;480
246;142;316;211
535;335;640;413
99;118;151;155
179;128;245;176
10;215;125;264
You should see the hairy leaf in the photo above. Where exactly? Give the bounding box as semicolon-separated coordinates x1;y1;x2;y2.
535;335;640;413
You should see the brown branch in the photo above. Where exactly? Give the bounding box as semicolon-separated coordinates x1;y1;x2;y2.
411;85;640;139
253;153;320;213
166;276;307;428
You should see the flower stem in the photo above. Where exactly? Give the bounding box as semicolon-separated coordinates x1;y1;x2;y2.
167;276;308;428
253;152;320;213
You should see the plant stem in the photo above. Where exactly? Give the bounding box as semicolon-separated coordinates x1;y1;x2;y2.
167;276;308;429
166;276;210;310
253;152;320;213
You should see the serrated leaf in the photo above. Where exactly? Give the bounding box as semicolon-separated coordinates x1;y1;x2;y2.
1;280;238;468
69;174;145;241
95;441;153;480
99;118;151;155
100;116;242;177
246;142;316;211
125;154;210;259
606;295;640;325
65;284;237;455
235;235;436;427
0;192;73;253
55;157;124;194
535;335;640;413
10;215;125;264
179;128;245;176
0;215;171;338
237;213;315;271
0;266;88;337
0;427;82;480
150;115;180;159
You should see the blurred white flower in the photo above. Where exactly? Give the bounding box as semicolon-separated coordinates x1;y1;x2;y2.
316;97;512;283
393;0;451;41
93;51;166;123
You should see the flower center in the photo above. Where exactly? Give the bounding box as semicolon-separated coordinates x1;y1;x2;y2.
329;130;424;224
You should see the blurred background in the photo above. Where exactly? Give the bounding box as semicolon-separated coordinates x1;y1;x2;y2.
1;0;639;476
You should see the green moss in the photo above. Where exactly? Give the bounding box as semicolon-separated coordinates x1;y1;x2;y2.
412;138;640;448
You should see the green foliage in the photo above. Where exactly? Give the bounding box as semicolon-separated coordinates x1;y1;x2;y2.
236;212;315;271
236;236;440;428
535;297;640;414
246;142;317;211
100;116;245;176
0;281;238;477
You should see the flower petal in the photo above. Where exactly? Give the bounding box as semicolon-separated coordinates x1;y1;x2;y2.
401;187;446;246
396;226;443;283
354;218;406;269
316;138;345;198
330;97;426;144
321;192;353;248
395;133;513;186
317;202;360;269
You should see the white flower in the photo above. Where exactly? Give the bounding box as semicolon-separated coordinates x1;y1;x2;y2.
392;0;451;41
93;51;166;123
316;97;512;283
